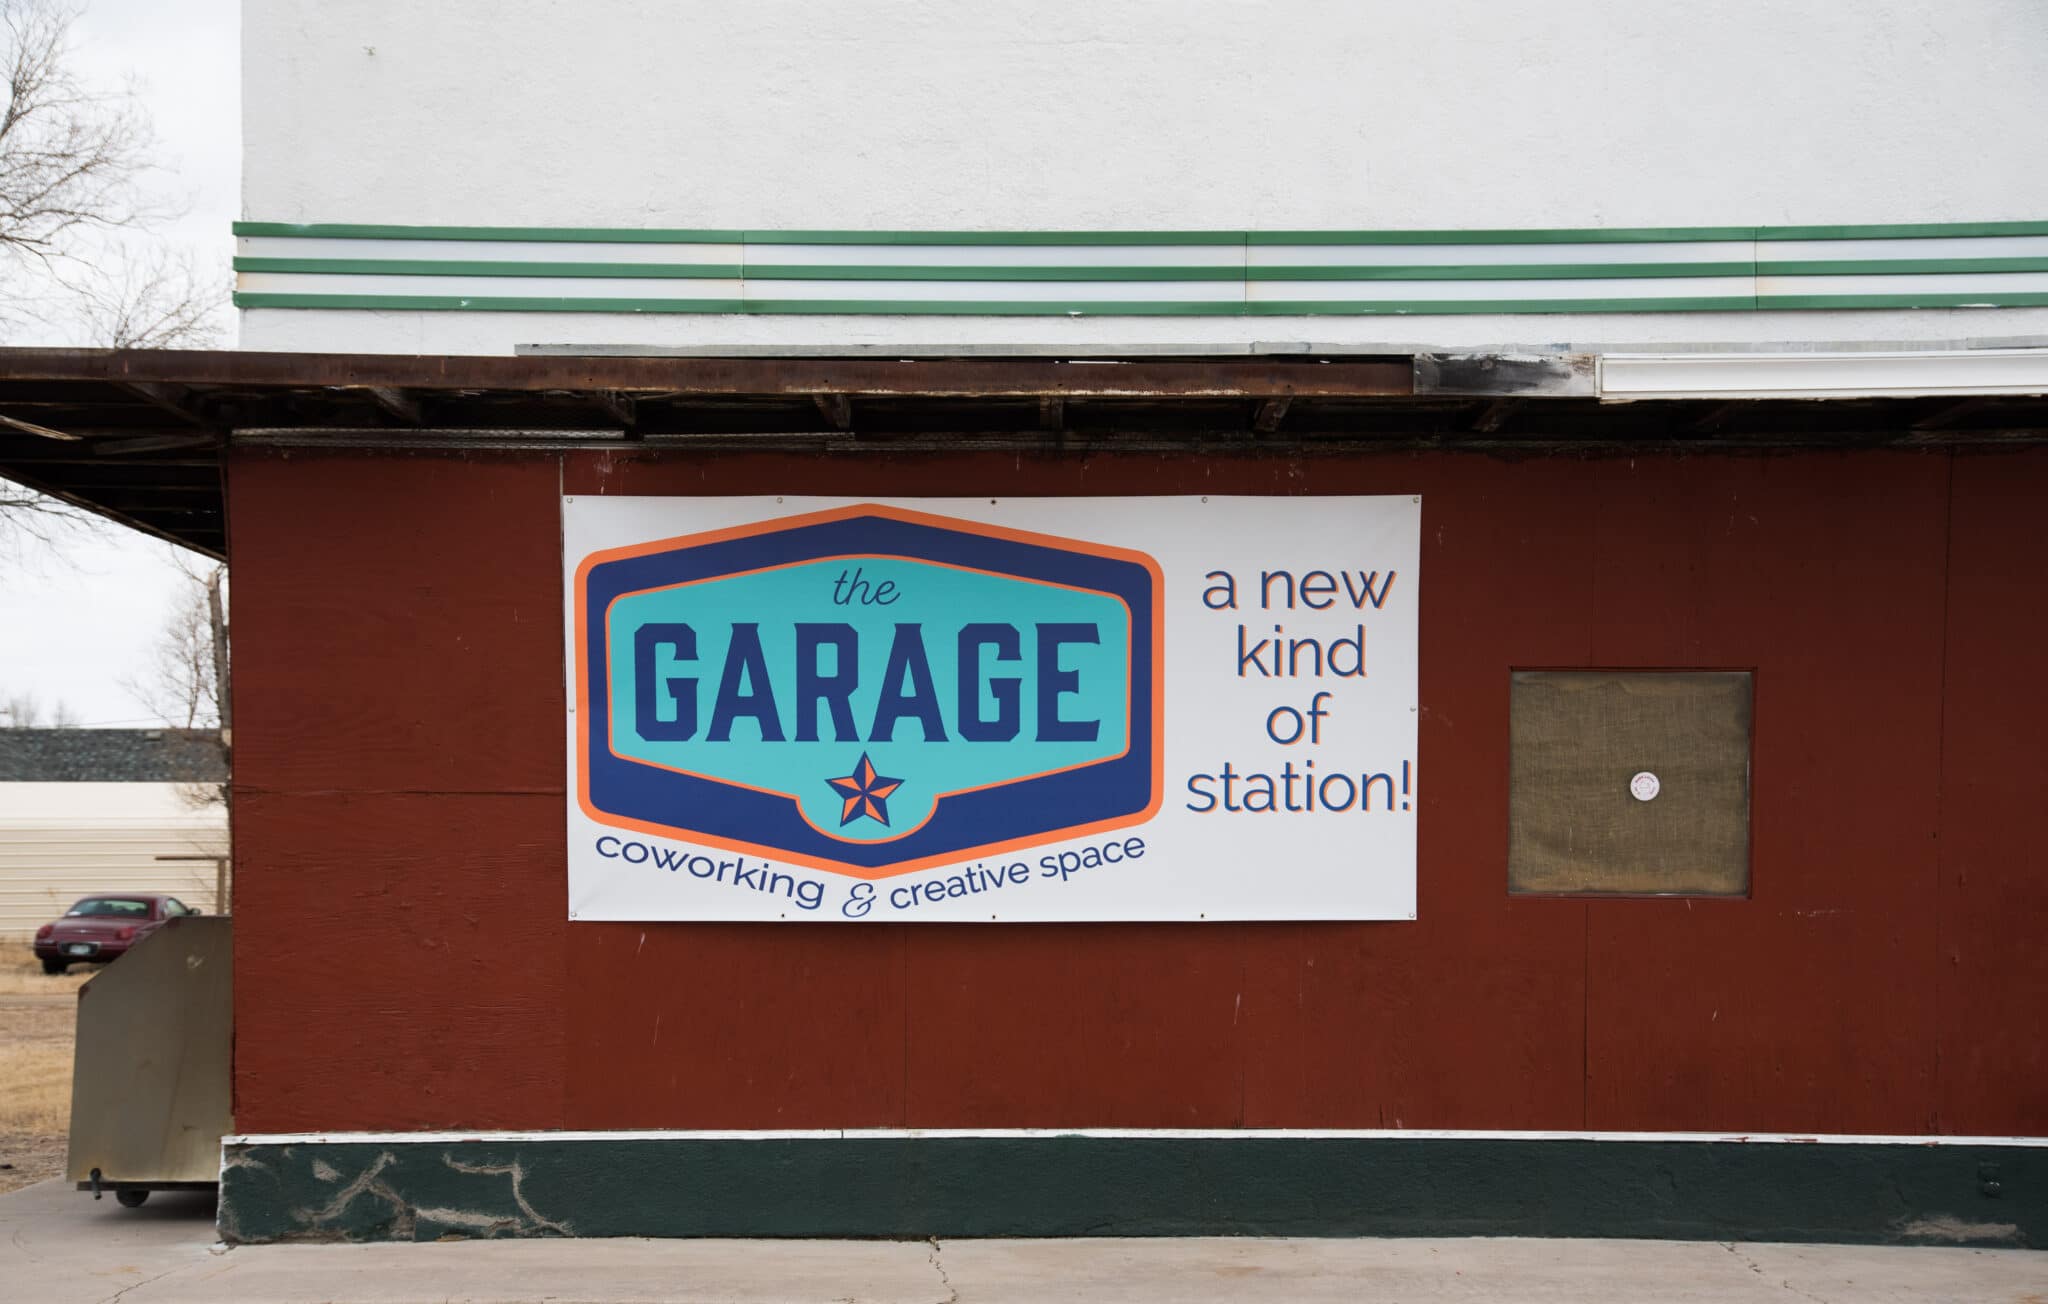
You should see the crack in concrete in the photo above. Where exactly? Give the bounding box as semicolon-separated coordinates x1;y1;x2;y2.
927;1236;960;1304
101;1262;187;1304
1721;1241;1831;1304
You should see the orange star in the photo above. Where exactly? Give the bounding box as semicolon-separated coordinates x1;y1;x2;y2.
826;752;904;827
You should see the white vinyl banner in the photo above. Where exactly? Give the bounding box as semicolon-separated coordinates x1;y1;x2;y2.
564;495;1419;921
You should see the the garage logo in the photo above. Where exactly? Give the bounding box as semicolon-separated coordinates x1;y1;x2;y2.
574;505;1163;877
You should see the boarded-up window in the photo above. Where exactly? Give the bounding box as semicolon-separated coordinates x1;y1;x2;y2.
1508;671;1751;896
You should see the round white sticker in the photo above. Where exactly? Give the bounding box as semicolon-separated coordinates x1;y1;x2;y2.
1629;771;1661;802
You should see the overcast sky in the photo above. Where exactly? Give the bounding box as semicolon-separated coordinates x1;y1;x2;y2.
0;0;239;727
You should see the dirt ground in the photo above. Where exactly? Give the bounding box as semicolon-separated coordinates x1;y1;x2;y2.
0;950;87;1194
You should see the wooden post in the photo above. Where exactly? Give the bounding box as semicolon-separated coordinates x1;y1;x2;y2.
154;854;231;915
206;568;231;912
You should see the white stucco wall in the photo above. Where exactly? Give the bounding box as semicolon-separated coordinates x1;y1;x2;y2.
240;0;2048;354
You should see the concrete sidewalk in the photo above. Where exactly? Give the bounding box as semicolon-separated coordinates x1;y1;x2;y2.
3;1179;2042;1302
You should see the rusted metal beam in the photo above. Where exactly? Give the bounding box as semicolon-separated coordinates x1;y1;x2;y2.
0;348;1415;399
213;423;2048;454
1253;397;1291;434
1039;396;1064;431
1415;352;1597;397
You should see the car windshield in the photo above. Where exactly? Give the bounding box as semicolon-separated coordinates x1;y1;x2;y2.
65;898;152;918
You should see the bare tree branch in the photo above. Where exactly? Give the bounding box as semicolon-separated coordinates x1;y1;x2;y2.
0;476;67;516
125;563;220;730
123;559;230;810
0;472;99;555
0;0;153;271
52;241;225;347
0;1;225;546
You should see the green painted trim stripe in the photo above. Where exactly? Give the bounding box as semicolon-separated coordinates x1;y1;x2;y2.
1242;296;1758;314
236;292;1774;315
231;222;1241;246
234;293;751;313
1756;291;2048;309
744;262;1752;282
742;230;1249;246
235;257;746;278
234;258;1246;283
238;257;1764;282
232;293;1246;315
230;293;1252;315
1254;219;2048;244
1248;262;1752;281
216;1134;2044;1245
1757;220;2048;240
1755;257;2048;276
235;219;2048;245
234;219;2048;317
240;289;2048;315
1245;227;1756;245
745;264;1243;282
232;222;747;243
739;299;1241;315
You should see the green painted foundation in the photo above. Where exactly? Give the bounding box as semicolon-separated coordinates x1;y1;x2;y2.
216;1135;2043;1247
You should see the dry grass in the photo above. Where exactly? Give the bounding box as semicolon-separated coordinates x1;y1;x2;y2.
0;951;78;1191
0;947;94;996
0;993;74;1129
0;1027;71;1134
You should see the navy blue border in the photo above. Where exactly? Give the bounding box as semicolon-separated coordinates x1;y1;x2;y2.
580;513;1158;870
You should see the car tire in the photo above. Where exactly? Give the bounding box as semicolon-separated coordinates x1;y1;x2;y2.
115;1188;150;1208
40;958;67;975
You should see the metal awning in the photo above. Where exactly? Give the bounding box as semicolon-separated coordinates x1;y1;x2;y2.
5;346;2047;561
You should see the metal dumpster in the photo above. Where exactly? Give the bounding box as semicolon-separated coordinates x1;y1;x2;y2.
65;916;232;1206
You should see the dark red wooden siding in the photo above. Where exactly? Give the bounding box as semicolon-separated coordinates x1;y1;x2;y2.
226;446;2048;1135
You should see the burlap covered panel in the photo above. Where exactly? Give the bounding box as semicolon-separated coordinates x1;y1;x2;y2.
1508;671;1751;896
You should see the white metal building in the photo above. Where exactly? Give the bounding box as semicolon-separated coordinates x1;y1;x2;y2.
0;730;229;940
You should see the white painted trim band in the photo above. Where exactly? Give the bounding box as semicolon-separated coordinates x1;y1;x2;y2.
1599;347;2048;399
222;1127;2048;1147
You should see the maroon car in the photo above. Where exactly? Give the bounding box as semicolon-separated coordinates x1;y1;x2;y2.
31;894;201;974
